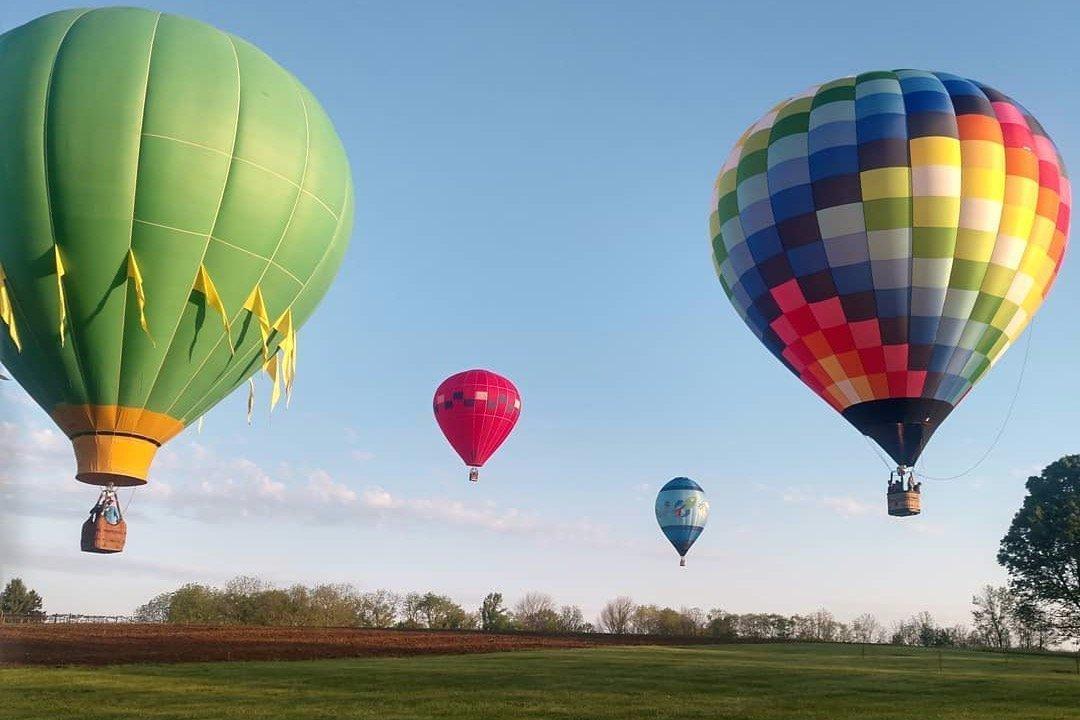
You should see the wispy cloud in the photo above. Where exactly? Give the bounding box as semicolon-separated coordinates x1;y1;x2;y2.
0;412;614;546
781;487;875;518
10;546;222;581
1008;464;1042;480
820;496;875;517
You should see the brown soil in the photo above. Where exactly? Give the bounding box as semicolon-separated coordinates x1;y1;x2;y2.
0;624;725;667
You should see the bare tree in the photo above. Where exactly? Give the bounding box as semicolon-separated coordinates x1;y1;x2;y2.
851;613;881;644
556;605;591;633
513;592;558;632
912;611;941;647
598;596;635;634
808;608;840;641
1010;603;1056;650
889;619;918;646
972;585;1013;651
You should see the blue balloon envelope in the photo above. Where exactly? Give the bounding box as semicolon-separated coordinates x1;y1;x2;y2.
655;477;709;566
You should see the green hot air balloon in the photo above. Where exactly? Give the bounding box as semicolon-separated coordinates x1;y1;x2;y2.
0;8;353;548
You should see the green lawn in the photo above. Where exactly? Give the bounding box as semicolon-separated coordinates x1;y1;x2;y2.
1;643;1078;719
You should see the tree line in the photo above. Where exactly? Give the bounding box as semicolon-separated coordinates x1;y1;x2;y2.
123;576;1053;651
132;578;590;633
6;455;1080;649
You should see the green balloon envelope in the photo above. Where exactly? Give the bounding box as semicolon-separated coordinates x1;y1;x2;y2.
0;7;354;485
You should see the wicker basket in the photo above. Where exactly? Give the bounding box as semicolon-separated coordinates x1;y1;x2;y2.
887;490;921;517
80;514;127;553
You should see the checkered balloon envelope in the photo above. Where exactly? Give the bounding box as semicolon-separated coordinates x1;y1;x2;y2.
709;71;1069;469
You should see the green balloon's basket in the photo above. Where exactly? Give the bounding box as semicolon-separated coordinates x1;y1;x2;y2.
80;488;126;554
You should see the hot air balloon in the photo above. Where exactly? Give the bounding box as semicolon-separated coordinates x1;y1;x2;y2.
710;71;1069;516
655;477;709;567
434;369;521;482
0;8;354;551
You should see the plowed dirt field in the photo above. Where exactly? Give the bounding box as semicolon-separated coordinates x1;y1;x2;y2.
0;624;724;666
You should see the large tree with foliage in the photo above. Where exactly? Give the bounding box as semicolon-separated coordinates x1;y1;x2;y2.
998;456;1080;640
0;578;44;618
400;592;476;630
479;592;512;631
356;589;400;628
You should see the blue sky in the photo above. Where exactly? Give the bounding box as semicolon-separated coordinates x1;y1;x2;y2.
2;0;1080;628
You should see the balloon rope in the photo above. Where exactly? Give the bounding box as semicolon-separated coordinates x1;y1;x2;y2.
917;318;1035;482
863;434;895;473
124;487;137;515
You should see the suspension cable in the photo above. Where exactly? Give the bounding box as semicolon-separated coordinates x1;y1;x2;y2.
859;320;1035;481
863;434;895;472
916;318;1035;481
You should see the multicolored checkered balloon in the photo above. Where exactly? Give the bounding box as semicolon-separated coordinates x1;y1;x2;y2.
709;71;1069;467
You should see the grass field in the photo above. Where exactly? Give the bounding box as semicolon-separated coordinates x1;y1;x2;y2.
1;643;1078;719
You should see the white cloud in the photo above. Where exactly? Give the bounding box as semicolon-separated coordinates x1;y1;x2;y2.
309;469;358;504
361;487;395;509
0;413;614;546
357;486;540;534
820;496;875;518
1008;464;1042;480
781;487;875;518
8;546;221;581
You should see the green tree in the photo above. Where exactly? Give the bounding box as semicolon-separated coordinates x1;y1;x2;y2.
630;605;685;635
133;591;174;623
166;584;225;623
480;592;512;631
705;609;738;639
307;584;361;627
0;578;44;618
356;590;399;628
220;576;271;624
998;456;1080;641
400;592;475;630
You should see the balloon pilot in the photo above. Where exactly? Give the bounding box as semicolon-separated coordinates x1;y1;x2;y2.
886;466;922;518
80;483;127;554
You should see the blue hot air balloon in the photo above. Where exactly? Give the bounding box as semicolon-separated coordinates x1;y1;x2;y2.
655;477;709;567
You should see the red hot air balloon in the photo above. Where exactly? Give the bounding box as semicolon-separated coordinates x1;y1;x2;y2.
434;370;521;482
